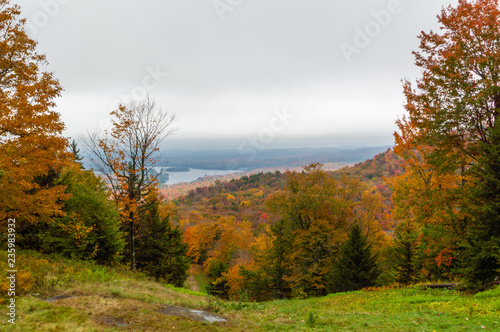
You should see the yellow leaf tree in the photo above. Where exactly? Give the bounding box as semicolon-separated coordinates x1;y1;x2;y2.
265;163;389;297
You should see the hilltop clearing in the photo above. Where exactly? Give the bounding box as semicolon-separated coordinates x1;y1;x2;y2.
1;251;499;331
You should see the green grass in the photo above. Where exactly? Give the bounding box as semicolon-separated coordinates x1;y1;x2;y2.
1;251;499;331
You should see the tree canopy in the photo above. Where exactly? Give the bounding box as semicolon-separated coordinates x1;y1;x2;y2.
391;0;500;285
0;0;69;228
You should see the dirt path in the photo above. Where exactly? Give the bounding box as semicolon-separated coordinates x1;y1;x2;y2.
187;274;200;292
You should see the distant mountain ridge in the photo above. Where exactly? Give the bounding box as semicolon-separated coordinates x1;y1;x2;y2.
156;146;392;170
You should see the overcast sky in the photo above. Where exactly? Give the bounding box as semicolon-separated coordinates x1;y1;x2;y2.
13;0;458;150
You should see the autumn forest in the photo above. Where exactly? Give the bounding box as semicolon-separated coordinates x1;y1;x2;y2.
1;0;500;330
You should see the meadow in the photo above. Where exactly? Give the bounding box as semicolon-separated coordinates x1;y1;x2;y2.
1;251;499;331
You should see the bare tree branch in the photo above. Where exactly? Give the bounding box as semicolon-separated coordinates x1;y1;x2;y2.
81;96;178;270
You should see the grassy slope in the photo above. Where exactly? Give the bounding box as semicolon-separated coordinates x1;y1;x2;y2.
1;251;499;331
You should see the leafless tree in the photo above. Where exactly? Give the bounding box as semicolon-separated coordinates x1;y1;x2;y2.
83;97;177;270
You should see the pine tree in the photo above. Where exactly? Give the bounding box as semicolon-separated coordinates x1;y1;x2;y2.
268;219;292;299
39;165;124;264
465;121;500;285
70;140;84;166
135;190;189;287
391;221;418;285
206;274;230;299
328;224;380;293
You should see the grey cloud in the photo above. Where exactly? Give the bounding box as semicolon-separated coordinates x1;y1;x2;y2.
12;0;458;148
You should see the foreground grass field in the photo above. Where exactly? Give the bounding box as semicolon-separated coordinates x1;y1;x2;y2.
1;251;499;331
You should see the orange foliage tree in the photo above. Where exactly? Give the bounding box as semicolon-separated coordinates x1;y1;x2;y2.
183;215;257;298
389;116;471;280
0;0;69;230
390;0;500;283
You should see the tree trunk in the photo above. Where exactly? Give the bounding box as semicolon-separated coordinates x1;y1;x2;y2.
129;211;136;271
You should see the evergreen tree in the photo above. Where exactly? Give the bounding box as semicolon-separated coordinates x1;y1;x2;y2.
268;219;292;299
206;274;230;299
135;191;190;287
238;267;274;302
465;122;500;285
328;224;380;293
70;139;84;166
391;221;418;285
36;164;124;264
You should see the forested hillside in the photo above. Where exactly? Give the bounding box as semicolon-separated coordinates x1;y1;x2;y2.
3;0;500;330
168;149;403;229
167;153;403;301
335;149;404;203
169;171;286;229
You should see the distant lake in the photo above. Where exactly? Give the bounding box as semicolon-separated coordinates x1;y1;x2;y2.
162;168;243;185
